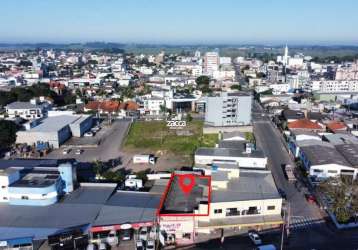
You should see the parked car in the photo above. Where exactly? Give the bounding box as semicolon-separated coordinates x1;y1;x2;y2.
84;131;94;137
75;149;83;155
135;240;144;250
255;244;277;250
106;230;118;246
248;231;262;245
98;243;107;250
146;240;155;250
86;243;98;250
120;228;132;241
62;148;71;155
278;188;287;200
139;227;148;241
305;194;316;204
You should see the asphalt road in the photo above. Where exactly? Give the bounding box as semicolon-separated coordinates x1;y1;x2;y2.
192;102;358;250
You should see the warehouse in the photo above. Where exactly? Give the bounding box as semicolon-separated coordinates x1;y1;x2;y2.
16;115;93;148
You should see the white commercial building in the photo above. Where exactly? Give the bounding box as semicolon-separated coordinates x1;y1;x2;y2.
203;52;219;76
310;80;358;93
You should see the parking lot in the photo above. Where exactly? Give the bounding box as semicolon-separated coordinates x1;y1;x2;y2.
45;119;131;163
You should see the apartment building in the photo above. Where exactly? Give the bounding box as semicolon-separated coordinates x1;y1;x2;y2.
205;92;252;127
203;52;219;76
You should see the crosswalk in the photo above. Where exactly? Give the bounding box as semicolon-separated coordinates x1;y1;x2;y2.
288;216;326;230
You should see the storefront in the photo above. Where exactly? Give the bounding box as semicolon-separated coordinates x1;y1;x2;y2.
48;230;88;250
0;237;33;250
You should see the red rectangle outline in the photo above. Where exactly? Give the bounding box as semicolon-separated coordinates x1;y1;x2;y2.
157;173;211;217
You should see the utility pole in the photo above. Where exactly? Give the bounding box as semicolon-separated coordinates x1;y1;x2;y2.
280;204;286;250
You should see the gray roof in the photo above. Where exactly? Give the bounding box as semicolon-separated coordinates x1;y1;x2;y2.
62;185;116;205
322;133;358;145
196;147;265;158
0;159;75;170
335;144;358;167
94;191;161;226
6;101;39;110
211;170;281;202
160;175;209;214
296;140;333;148
0;203;101;229
28;115;90;132
300;144;351;166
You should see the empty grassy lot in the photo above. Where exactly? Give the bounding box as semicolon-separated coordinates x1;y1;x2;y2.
124;120;218;157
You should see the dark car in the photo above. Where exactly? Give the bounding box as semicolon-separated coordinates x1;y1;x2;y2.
278;188;287;200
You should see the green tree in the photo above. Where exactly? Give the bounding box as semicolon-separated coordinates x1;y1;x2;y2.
0;120;17;150
230;84;241;91
195;75;210;87
319;177;357;224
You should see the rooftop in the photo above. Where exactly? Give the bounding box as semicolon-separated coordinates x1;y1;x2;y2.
211;170;281;202
159;174;209;214
6;101;39;110
94;191;161;226
288;119;324;130
335;144;358;167
27;115;90;132
322;133;358;145
326;121;347;132
300;144;351;166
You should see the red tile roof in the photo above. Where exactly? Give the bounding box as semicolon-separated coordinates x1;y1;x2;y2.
326;121;347;132
120;101;139;111
288;119;323;130
85;100;120;113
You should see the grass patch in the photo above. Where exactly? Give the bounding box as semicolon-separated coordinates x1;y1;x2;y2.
124;120;218;156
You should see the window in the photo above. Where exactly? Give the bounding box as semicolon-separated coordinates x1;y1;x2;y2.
267;206;275;210
247;206;259;215
225;208;240;216
214;209;222;214
3;197;8;200
1;186;6;189
313;169;323;173
21;196;29;200
182;233;191;239
328;170;338;174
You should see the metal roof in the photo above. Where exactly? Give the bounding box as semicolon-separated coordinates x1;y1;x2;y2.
211;170;281;202
300;144;351;167
93;191;161;226
62;185;116;205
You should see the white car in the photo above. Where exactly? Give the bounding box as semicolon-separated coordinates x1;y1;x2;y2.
146;240;155;250
75;149;83;155
98;243;106;250
248;231;262;245
135;240;144;250
62;148;71;155
106;230;118;246
139;227;148;241
84;131;94;137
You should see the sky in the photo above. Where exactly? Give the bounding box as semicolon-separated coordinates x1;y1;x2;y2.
1;0;358;45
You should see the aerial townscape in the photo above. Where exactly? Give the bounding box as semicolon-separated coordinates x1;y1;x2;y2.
0;1;358;250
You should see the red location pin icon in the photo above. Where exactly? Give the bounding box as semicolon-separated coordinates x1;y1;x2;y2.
178;174;196;196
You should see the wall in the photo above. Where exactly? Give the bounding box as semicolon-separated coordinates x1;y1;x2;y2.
195;155;267;169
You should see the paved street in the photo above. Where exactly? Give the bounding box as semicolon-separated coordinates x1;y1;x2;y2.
191;101;358;250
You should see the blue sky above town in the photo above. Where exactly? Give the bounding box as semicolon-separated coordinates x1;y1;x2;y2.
1;0;358;45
